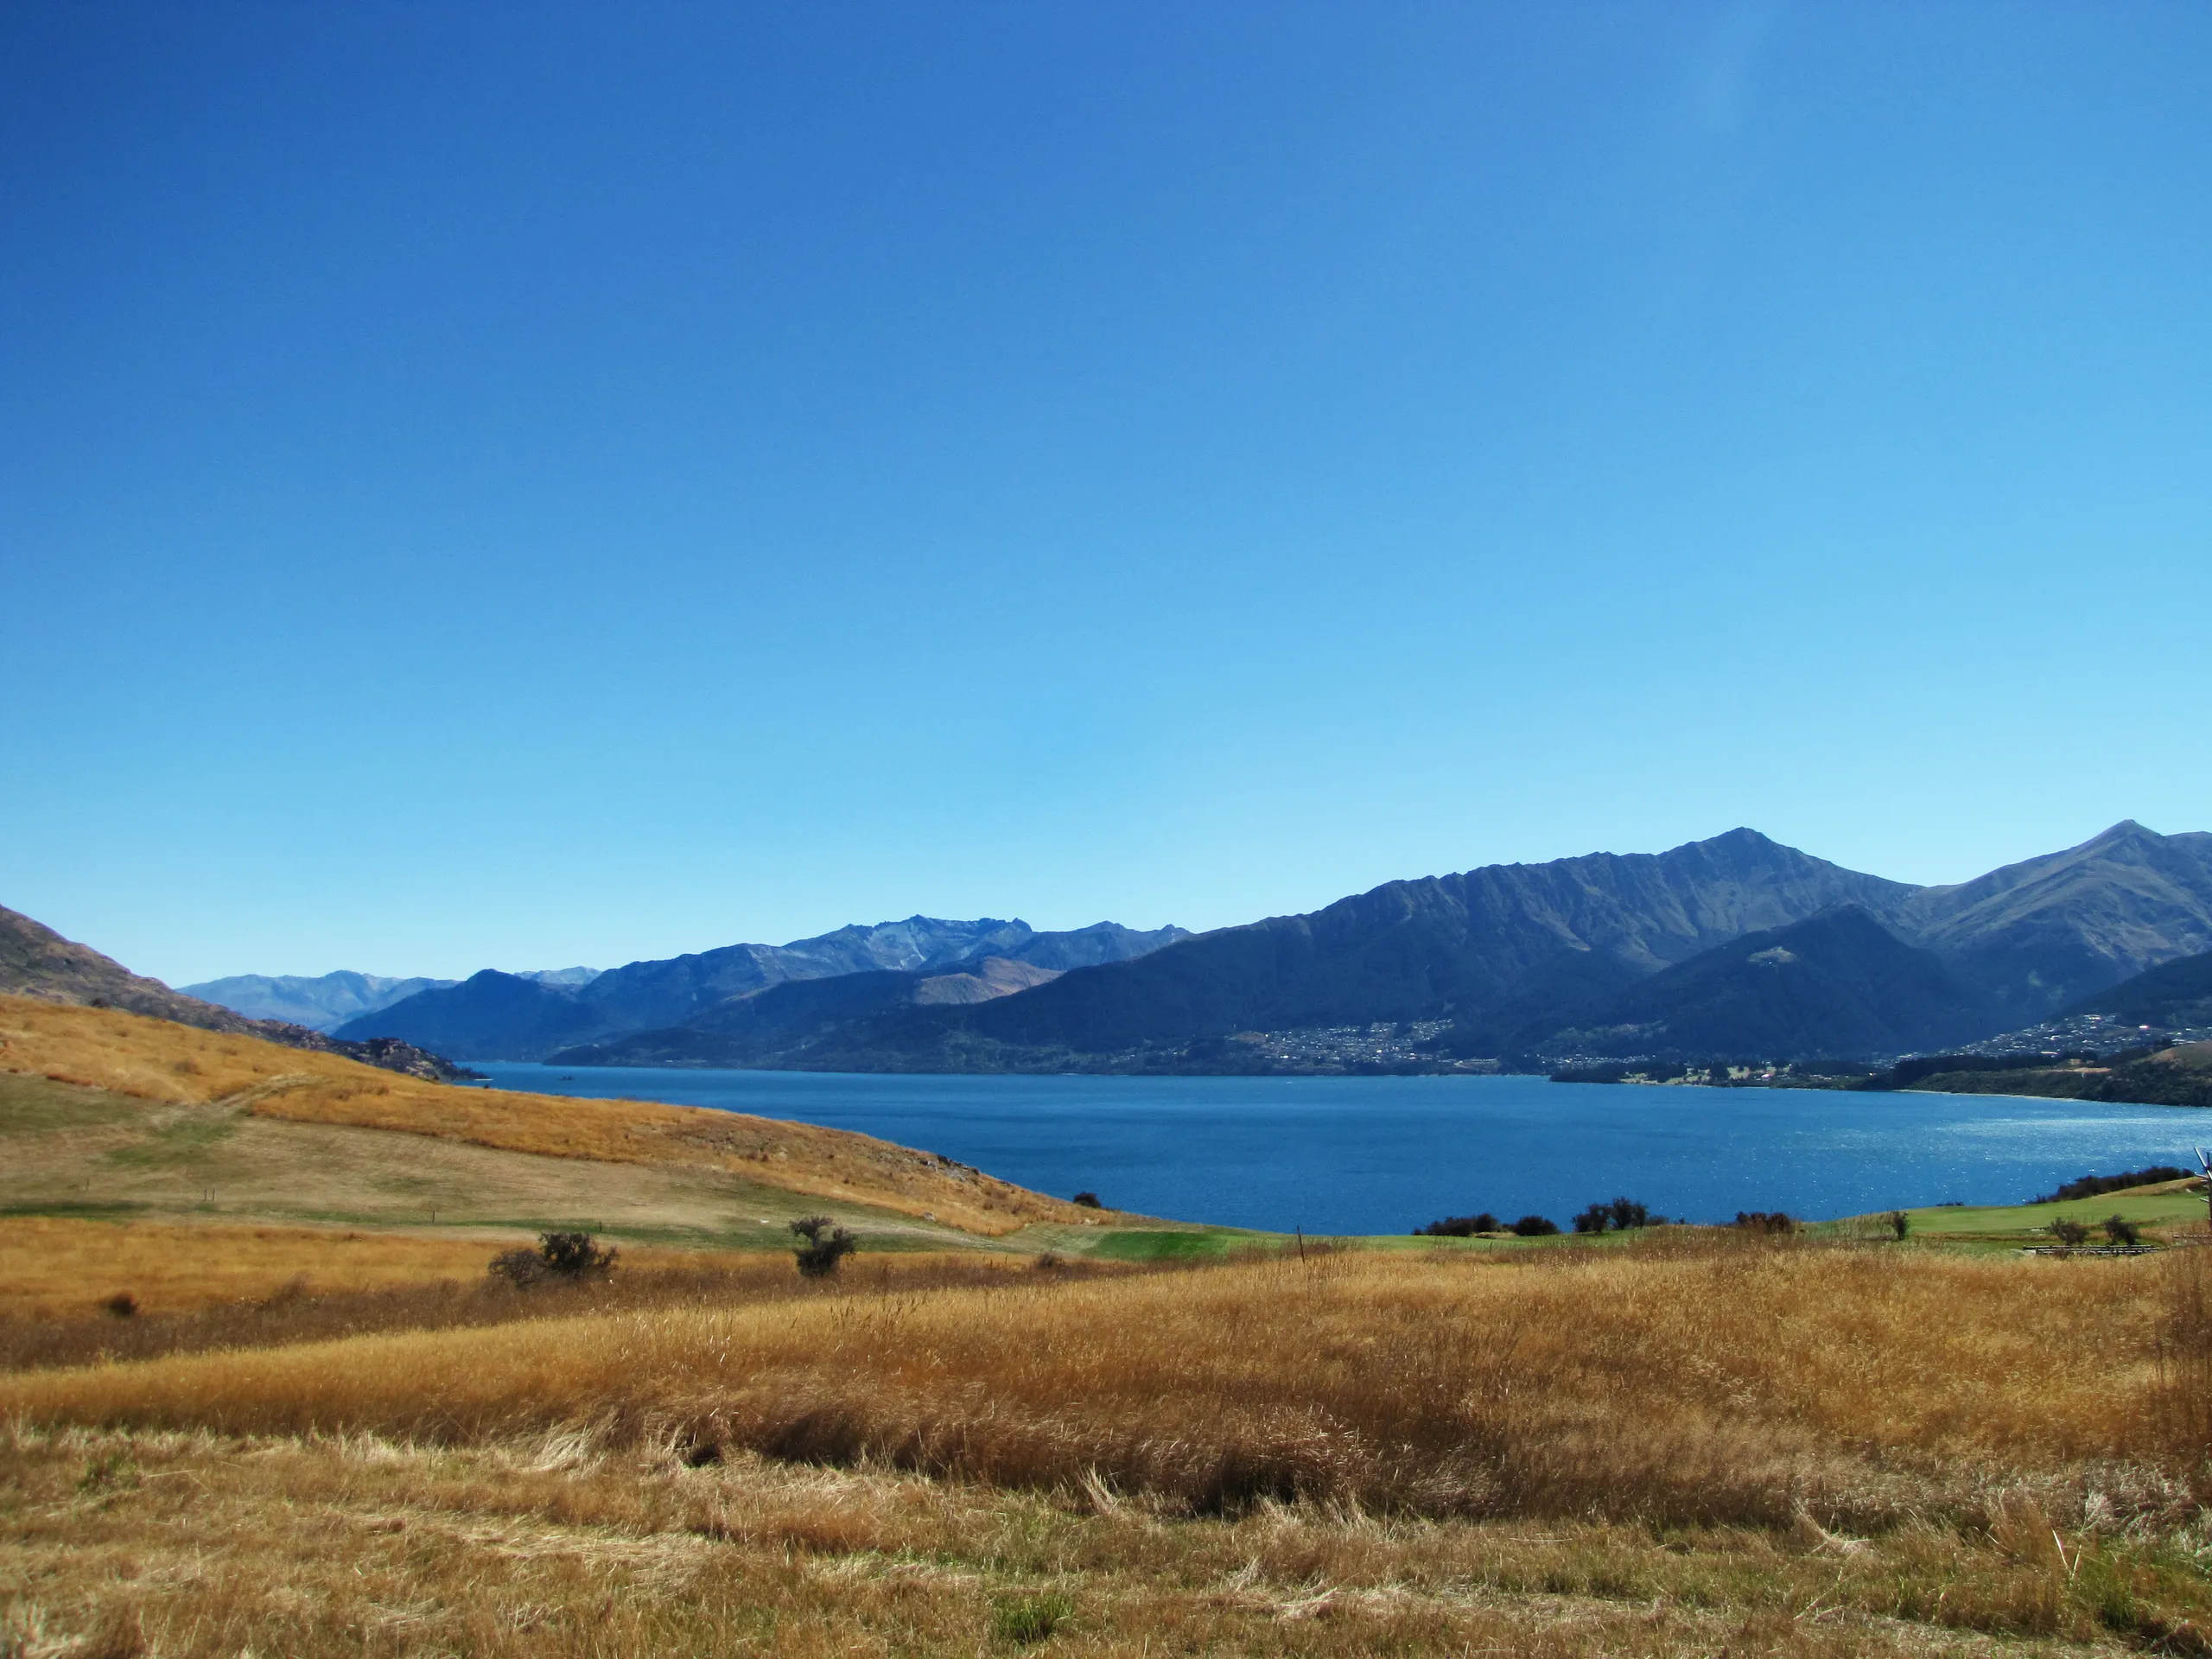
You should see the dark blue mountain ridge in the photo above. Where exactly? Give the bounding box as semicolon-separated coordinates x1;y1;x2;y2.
338;917;1191;1060
595;823;2212;1071
1548;904;1996;1061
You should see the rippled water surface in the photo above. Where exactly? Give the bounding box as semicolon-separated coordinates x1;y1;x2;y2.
471;1064;2205;1235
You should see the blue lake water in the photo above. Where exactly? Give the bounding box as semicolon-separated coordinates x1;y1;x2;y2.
470;1064;2210;1236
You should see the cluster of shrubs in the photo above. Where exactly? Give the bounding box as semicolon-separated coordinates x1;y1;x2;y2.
1573;1197;1653;1234
2048;1215;2143;1248
1420;1198;1671;1239
1732;1211;1796;1235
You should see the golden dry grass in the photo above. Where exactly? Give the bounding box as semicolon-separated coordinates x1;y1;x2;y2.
0;995;1094;1234
5;1236;2194;1529
0;1217;507;1318
22;1421;2187;1659
10;1243;2212;1656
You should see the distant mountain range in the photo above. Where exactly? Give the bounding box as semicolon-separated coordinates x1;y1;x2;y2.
331;918;1193;1061
32;818;2212;1077
181;967;601;1033
524;821;2212;1071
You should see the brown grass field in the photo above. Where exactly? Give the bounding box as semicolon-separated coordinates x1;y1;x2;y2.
10;999;2212;1655
9;1233;2212;1656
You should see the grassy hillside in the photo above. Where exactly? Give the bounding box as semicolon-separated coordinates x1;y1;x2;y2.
10;1236;2212;1655
0;995;1101;1236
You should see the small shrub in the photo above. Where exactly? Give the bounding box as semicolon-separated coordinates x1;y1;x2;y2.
1417;1212;1499;1237
490;1231;617;1287
1071;1192;1103;1208
102;1292;137;1319
1033;1252;1065;1271
791;1216;858;1278
2049;1217;2092;1248
1573;1204;1611;1235
1510;1214;1560;1236
1606;1197;1651;1230
1887;1211;1910;1240
991;1592;1073;1644
2104;1214;2141;1247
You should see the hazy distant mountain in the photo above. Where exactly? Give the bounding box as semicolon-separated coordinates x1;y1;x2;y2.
1546;906;1993;1061
340;918;1189;1059
2062;949;2212;1029
1894;822;2212;1021
182;970;457;1032
184;966;599;1032
0;904;475;1081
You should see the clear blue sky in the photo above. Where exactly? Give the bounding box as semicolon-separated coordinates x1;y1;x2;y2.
5;3;2209;986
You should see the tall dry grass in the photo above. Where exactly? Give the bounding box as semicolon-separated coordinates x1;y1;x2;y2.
0;995;1089;1233
0;1244;1080;1373
3;1235;2190;1529
0;1217;502;1319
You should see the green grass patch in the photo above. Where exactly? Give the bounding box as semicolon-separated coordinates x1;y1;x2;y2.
100;1114;238;1169
1090;1229;1236;1262
0;1072;141;1135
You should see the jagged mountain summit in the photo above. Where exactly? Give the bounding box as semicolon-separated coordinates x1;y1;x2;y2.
339;917;1192;1060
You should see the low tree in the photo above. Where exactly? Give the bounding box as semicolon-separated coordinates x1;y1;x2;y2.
2048;1217;2091;1248
1573;1204;1612;1235
1510;1214;1560;1237
1734;1211;1796;1235
2104;1214;2141;1247
1887;1211;1910;1241
1071;1192;1103;1209
791;1215;858;1277
1606;1197;1651;1230
490;1231;617;1287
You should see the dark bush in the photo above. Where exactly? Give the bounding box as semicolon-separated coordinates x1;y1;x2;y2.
102;1292;137;1319
1572;1204;1611;1235
1887;1211;1910;1240
1510;1214;1560;1237
2048;1217;2092;1247
489;1231;617;1287
1071;1191;1103;1208
2104;1215;2141;1247
1734;1211;1796;1235
1417;1211;1501;1237
791;1215;858;1277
